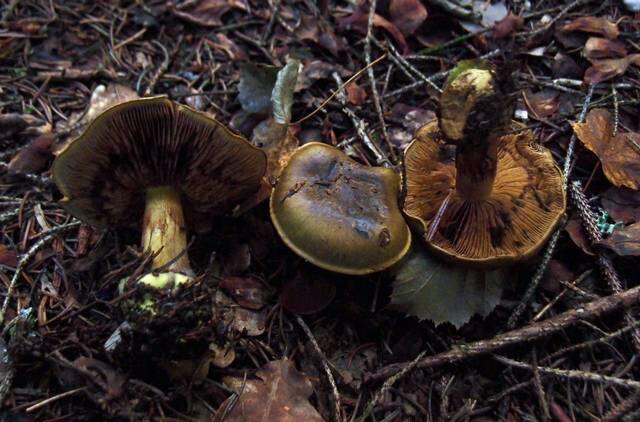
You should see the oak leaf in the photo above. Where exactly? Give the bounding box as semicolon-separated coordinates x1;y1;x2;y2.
572;108;640;190
219;359;324;422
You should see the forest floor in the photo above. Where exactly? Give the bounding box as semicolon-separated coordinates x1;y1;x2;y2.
1;0;640;421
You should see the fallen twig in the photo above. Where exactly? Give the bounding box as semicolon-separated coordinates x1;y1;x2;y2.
493;354;640;390
364;0;395;162
365;282;640;385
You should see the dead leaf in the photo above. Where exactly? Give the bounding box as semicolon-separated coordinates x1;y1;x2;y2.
205;33;248;60
572;108;640;189
8;134;53;174
584;37;627;60
87;84;139;123
346;82;368;106
389;0;428;36
584;54;640;84
253;120;299;180
296;60;349;91
565;216;595;255
338;2;408;54
562;16;620;39
600;222;640;256
219;276;270;310
492;12;523;38
523;90;559;119
0;244;18;267
542;260;575;294
552;52;583;79
0;113;47;140
215;291;266;336
601;187;640;224
295;15;344;57
219;359;324;422
170;0;248;27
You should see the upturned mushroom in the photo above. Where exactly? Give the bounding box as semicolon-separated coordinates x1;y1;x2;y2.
53;96;267;289
270;142;411;275
403;66;566;267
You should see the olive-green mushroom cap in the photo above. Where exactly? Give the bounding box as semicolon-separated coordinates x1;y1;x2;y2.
53;97;267;230
270;142;411;275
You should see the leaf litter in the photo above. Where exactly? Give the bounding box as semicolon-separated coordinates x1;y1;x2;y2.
2;0;640;420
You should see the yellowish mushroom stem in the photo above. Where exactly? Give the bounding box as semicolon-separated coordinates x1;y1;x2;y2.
455;133;499;201
440;68;501;201
138;186;193;289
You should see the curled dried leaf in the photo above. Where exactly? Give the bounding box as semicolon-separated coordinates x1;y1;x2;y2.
338;2;408;54
584;54;640;84
584;37;627;60
562;16;620;39
219;359;324;422
169;0;248;27
492;12;524;38
572;108;640;190
389;0;428;36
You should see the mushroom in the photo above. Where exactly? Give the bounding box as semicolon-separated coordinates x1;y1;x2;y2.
403;67;566;267
270;142;411;275
53;96;267;289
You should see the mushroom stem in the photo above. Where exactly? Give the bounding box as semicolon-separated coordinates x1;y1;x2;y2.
454;132;499;200
142;186;193;278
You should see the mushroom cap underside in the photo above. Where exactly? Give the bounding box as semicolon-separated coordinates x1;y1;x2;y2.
270;142;411;275
53;97;267;230
403;121;566;267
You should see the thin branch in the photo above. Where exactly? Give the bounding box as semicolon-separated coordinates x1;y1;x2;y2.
365;282;640;385
364;0;395;162
494;355;640;390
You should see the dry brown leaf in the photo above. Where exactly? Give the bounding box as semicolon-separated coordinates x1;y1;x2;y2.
584;54;640;84
346;81;368;106
215;291;266;336
8;134;53;174
600;222;640;256
85;84;139;124
338;3;408;54
219;276;270;310
295;15;344;57
220;359;324;422
523;89;559;119
584;37;627;60
572;108;640;189
0;244;18;267
565;217;594;255
205;33;248;60
389;0;428;36
252;119;299;181
170;0;248;27
562;16;620;39
492;12;524;38
601;187;640;224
